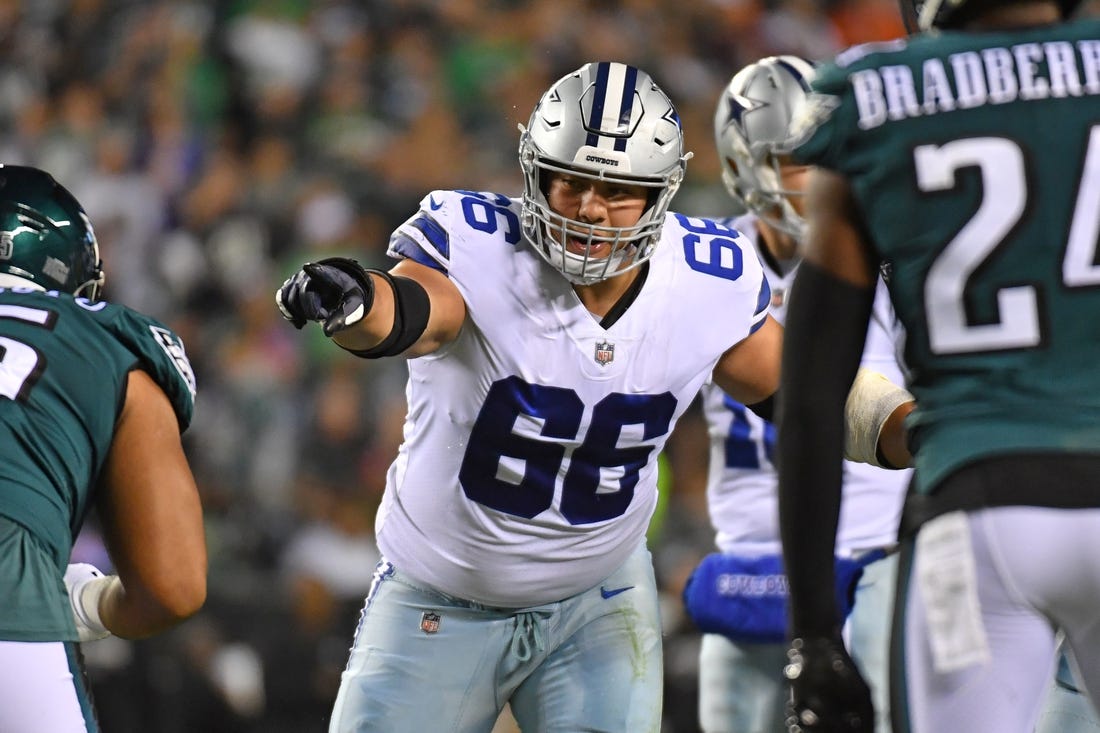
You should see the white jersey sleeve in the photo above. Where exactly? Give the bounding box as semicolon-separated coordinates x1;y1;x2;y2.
376;191;770;606
702;214;910;557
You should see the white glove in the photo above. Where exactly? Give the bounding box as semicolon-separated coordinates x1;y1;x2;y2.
64;563;119;642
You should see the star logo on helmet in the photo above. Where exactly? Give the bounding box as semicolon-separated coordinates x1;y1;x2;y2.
726;93;766;129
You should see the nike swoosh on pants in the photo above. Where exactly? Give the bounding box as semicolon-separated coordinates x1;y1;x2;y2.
600;585;634;599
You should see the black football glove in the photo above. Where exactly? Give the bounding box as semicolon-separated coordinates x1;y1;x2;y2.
275;257;375;336
784;635;875;733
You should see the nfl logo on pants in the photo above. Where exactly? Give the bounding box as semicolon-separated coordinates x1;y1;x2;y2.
420;611;441;634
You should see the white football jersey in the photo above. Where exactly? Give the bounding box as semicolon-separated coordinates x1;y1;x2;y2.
374;190;770;607
701;213;911;557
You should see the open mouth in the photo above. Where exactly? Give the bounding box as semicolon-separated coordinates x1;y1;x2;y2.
565;237;612;257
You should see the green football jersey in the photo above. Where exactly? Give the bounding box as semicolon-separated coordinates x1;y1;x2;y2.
794;19;1100;495
0;287;195;640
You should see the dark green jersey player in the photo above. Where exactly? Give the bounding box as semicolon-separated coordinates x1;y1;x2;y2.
773;1;1100;732
0;291;196;634
795;18;1100;500
0;166;206;733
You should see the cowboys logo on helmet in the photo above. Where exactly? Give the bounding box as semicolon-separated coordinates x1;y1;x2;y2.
518;61;691;285
0;165;104;300
714;55;817;240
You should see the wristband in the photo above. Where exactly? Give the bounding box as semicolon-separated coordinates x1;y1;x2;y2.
70;574;120;642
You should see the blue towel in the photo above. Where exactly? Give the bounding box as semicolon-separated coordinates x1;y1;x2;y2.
682;550;886;644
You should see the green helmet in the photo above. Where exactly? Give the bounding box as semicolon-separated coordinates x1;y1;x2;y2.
903;0;1083;31
0;165;104;300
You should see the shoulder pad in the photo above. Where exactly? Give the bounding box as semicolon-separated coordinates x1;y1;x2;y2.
666;213;771;332
387;190;461;271
387;190;522;272
85;301;196;430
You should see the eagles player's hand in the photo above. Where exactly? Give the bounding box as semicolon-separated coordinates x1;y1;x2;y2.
275;257;375;336
64;563;118;642
784;635;874;732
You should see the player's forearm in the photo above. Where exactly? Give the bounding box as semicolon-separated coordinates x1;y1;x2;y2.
278;258;445;358
331;272;396;351
844;367;915;468
777;398;846;636
777;261;876;637
98;575;206;639
877;400;915;469
331;263;455;358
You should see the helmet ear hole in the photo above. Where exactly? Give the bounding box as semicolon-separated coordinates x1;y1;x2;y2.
725;157;743;180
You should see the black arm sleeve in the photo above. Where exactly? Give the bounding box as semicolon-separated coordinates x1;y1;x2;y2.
776;261;874;638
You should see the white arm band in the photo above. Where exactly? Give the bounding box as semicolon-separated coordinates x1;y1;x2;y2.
844;367;913;467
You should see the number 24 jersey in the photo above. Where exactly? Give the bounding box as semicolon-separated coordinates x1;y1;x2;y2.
793;19;1100;495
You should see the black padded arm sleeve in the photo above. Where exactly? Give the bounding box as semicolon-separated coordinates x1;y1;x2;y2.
340;271;431;359
776;261;874;638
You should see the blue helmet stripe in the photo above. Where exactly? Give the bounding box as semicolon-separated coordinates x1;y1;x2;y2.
585;62;612;148
775;58;812;92
614;65;638;151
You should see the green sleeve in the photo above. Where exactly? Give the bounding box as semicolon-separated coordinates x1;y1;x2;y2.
102;307;197;431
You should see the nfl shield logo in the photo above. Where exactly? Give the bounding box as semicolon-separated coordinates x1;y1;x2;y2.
594;340;615;366
420;611;441;634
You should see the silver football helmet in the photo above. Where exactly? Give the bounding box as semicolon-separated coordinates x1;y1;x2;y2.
714;55;816;239
519;62;690;285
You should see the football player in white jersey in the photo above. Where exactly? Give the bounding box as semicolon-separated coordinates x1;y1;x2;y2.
275;62;914;733
683;56;910;733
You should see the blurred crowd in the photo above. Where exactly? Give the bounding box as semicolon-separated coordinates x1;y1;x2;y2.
1;0;907;730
